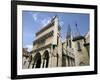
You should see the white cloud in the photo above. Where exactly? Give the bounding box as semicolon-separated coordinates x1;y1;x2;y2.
33;34;35;37
59;21;64;27
25;44;33;52
41;17;51;27
32;13;38;21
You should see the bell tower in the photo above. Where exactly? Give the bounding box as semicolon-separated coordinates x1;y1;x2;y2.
66;24;72;48
72;22;89;66
73;23;84;51
62;24;75;67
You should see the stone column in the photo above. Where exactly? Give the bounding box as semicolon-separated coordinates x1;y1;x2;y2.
48;46;52;67
41;58;43;68
48;53;51;67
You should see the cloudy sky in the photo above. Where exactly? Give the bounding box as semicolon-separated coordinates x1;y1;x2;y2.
22;11;89;51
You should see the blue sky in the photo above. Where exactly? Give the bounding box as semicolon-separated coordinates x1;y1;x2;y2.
22;11;89;51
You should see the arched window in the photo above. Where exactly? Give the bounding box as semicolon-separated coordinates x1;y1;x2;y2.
42;50;49;68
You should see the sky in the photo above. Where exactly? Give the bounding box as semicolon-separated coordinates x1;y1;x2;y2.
22;11;89;51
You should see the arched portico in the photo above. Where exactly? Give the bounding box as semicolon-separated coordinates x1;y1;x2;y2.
32;52;41;68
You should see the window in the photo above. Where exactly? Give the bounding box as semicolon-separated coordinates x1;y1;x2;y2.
57;36;59;45
69;40;71;48
67;40;68;46
57;54;59;67
40;39;45;47
67;40;71;48
77;42;81;51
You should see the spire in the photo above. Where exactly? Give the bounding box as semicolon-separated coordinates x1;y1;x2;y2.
51;15;57;22
75;22;80;37
66;24;71;38
73;22;84;41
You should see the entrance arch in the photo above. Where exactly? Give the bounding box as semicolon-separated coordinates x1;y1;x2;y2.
32;52;41;68
42;50;49;68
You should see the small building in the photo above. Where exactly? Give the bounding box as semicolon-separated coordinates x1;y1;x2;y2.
22;48;32;69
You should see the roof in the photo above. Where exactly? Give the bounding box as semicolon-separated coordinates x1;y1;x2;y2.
72;36;84;41
35;15;61;36
36;21;54;36
33;30;54;44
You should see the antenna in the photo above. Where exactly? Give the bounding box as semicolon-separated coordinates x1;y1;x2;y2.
75;22;80;36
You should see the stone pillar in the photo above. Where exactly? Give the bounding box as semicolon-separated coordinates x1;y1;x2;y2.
52;47;58;67
34;62;36;68
48;46;52;67
48;55;51;67
41;58;43;68
52;56;57;67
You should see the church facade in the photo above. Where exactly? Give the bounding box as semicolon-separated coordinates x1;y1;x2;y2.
22;16;89;69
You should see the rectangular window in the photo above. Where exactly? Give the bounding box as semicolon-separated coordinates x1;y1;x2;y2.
77;42;81;51
69;40;71;48
67;40;68;46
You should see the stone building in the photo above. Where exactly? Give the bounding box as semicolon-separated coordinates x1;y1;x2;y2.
62;25;75;67
29;16;62;68
22;48;32;69
22;16;90;69
62;24;90;67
